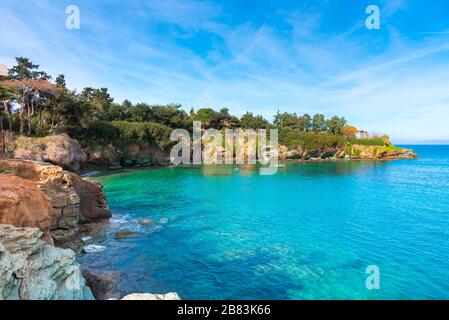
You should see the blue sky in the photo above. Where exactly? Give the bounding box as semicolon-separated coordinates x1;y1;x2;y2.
1;0;449;142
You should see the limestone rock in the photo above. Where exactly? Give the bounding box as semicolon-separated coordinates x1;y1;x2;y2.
120;292;181;300
0;224;94;300
0;174;55;245
12;134;87;171
0;159;111;243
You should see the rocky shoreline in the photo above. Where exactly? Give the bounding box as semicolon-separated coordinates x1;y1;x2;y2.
0;134;417;300
0;159;182;300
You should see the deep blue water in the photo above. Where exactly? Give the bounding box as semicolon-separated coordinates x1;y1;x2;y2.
80;145;449;299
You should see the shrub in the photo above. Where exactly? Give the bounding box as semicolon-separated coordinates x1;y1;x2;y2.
278;128;346;149
349;137;385;146
79;121;173;150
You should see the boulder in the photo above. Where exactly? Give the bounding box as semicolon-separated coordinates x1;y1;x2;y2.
120;292;181;300
12;134;87;171
82;270;120;300
0;159;111;243
0;174;54;245
71;174;112;222
0;224;94;300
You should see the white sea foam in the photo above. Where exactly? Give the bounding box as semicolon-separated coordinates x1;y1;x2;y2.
83;244;106;253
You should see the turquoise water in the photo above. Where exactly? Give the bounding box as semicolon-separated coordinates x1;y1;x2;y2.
80;145;449;299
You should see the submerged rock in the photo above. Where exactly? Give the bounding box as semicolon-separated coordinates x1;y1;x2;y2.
139;218;154;226
115;231;143;240
0;224;94;300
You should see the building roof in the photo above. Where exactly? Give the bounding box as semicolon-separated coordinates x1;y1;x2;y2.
0;64;8;77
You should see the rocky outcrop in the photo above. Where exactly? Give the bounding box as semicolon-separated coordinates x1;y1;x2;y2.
0;175;54;245
347;144;417;160
118;293;181;300
82;270;120;300
278;144;417;161
0;159;111;243
278;145;346;161
84;143;169;168
10;134;87;171
71;175;111;222
0;224;94;300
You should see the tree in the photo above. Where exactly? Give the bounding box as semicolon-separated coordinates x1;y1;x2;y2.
303;114;312;132
240;112;270;129
0;84;16;132
341;125;358;139
55;74;66;88
2;79;57;134
312;114;327;133
80;87;114;121
45;89;89;133
326;116;347;135
195;108;217;127
8;57;51;81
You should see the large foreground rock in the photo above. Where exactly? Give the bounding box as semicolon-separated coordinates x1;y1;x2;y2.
119;293;181;300
0;159;111;243
11;134;87;171
0;224;94;300
0;175;54;244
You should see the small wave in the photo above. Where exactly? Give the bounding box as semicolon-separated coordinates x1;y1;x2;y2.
83;244;107;253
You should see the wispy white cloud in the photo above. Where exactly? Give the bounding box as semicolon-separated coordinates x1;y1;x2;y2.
0;0;448;142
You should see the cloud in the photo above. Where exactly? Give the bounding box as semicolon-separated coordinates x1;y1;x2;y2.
0;0;448;142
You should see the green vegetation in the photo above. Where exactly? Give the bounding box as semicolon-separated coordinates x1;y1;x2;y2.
80;121;173;150
278;127;346;149
349;137;385;146
1;57;401;155
0;167;12;174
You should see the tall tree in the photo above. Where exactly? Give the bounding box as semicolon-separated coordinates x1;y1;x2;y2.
3;79;56;134
55;74;66;88
312;114;327;133
326;116;347;135
8;57;51;81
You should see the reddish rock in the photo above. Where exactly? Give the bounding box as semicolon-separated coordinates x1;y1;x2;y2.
0;174;54;244
0;159;111;243
71;174;112;222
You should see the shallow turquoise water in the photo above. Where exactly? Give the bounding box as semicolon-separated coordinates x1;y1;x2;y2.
80;145;449;299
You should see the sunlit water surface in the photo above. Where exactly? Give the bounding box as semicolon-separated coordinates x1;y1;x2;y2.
79;145;449;299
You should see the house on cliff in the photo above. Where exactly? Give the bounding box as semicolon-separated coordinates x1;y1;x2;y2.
0;64;8;78
355;129;369;139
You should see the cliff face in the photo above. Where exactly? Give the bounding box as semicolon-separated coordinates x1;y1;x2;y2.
0;224;94;300
84;143;169;168
0;159;111;243
347;144;417;160
278;144;417;161
0;175;54;245
278;145;347;160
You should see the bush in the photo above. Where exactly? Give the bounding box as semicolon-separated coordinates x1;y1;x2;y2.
349;138;385;146
79;121;173;150
278;128;346;149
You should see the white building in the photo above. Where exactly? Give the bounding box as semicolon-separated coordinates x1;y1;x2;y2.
355;130;369;139
0;64;8;77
